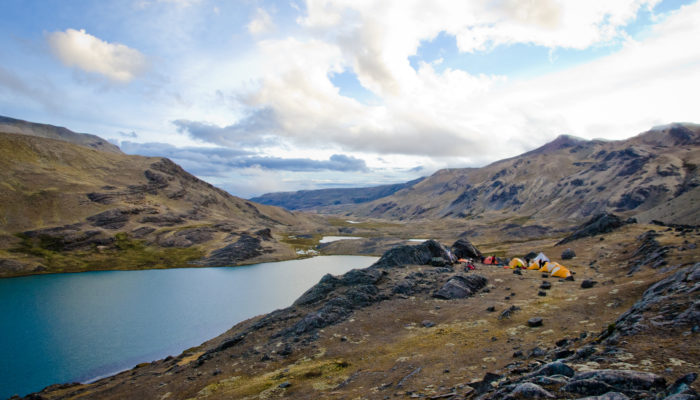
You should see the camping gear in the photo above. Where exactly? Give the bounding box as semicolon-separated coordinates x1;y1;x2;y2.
550;265;572;278
484;256;499;265
527;262;541;270
532;252;550;264
540;262;559;272
508;258;526;269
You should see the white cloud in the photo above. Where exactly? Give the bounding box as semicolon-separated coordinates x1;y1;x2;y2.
248;8;275;35
47;29;147;83
214;0;697;163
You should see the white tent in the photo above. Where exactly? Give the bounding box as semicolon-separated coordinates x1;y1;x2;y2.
533;252;550;263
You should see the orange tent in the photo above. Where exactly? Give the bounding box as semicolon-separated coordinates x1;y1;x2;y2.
484;256;498;265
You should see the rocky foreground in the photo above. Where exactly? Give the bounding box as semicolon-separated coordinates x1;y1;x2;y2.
20;221;699;400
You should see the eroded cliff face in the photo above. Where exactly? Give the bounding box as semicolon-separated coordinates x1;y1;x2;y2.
22;224;699;400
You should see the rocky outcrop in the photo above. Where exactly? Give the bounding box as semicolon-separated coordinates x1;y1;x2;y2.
451;238;482;260
481;359;695;399
603;263;700;340
627;230;672;274
372;240;455;269
195;235;267;266
557;213;626;245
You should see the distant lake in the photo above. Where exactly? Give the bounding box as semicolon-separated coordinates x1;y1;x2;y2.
319;236;362;243
0;256;378;399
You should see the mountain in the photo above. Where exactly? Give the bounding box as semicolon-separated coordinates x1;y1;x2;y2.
0;127;325;278
250;177;425;210
338;123;700;226
0;115;122;154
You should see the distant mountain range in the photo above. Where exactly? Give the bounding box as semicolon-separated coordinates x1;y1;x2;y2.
0;117;323;277
254;124;700;226
250;178;425;210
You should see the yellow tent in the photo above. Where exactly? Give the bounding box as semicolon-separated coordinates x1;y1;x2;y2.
542;262;565;272
527;262;541;270
508;258;525;269
550;265;571;278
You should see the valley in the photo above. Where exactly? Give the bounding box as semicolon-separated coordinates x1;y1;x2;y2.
1;117;698;399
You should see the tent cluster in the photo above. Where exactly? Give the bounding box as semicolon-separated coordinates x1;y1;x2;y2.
511;253;571;278
509;252;573;278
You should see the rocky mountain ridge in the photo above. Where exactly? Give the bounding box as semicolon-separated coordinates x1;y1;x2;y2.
250;177;425;211
0;115;122;154
259;124;700;227
0;128;325;277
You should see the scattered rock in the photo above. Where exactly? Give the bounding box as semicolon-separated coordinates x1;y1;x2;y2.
527;317;543;327
499;305;521;320
581;279;597;289
422;320;436;328
538;291;547;297
487;306;496;312
432;274;488;299
540;282;552;290
561;248;576;260
467;372;503;395
278;381;291;388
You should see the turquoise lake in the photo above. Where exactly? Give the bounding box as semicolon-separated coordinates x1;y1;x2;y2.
0;256;378;399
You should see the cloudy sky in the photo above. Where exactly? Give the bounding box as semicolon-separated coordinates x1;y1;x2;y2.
1;0;699;198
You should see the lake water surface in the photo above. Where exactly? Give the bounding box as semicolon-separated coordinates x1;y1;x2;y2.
0;256;377;398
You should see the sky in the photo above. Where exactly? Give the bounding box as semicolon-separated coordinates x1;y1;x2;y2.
1;0;699;198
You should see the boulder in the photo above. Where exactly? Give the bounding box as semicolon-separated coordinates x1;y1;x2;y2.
372;240;455;268
451;238;482;260
433;275;488;299
561;248;576;260
581;279;597;289
527;317;543;327
504;382;555;399
530;361;575;378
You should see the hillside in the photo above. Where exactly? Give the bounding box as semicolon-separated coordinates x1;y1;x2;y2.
0;131;326;277
338;124;700;226
250;178;424;210
0;115;122;154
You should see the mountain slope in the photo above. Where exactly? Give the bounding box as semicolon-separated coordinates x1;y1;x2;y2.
250;178;425;210
0;131;325;277
344;124;700;225
0;115;122;154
